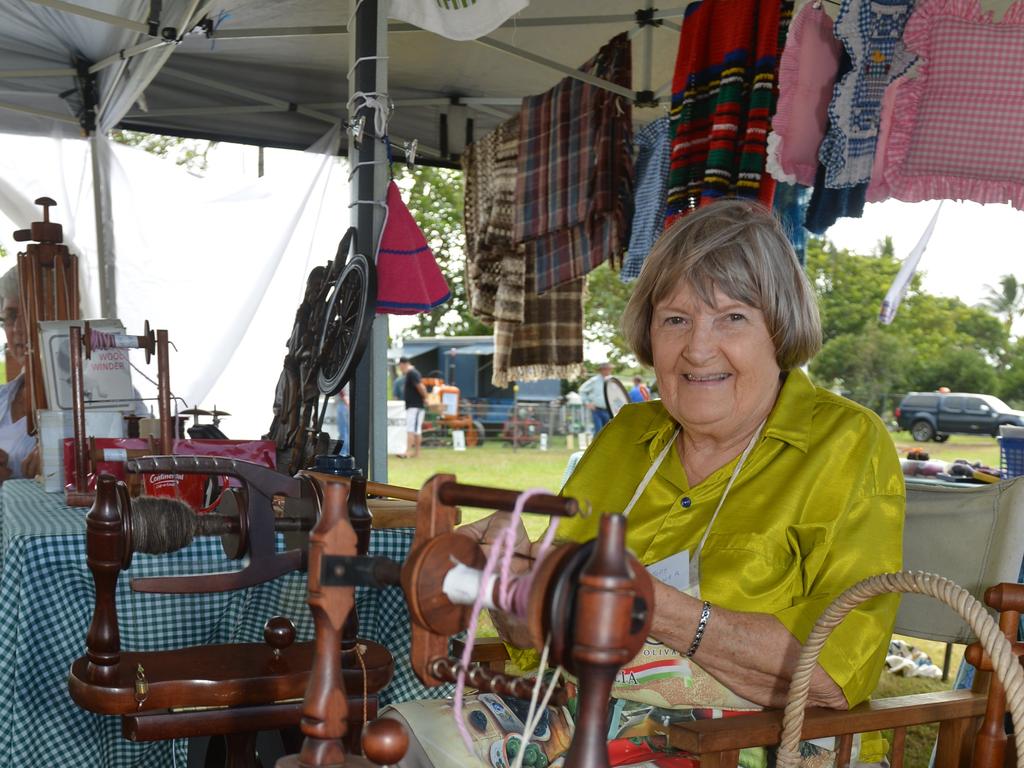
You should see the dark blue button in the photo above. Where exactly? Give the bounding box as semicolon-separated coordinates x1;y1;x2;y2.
680;497;691;508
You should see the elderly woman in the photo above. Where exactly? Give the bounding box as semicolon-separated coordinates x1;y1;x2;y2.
452;201;903;764
550;199;904;716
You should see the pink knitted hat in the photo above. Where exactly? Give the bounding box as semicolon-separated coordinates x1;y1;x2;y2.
375;180;451;315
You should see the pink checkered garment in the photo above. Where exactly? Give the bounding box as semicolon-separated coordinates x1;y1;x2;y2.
871;0;1024;209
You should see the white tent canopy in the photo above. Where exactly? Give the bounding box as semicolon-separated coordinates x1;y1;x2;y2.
1;1;678;152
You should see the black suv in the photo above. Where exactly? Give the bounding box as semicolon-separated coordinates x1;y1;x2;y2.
895;392;1024;442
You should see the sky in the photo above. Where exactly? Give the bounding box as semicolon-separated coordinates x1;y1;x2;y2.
825;199;1024;312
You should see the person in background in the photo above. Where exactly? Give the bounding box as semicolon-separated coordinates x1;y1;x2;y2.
392;363;406;400
629;375;652;403
398;356;427;458
0;268;40;484
578;362;613;434
335;384;349;453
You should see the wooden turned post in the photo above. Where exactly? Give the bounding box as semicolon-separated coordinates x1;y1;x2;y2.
342;475;371;654
70;325;89;494
157;329;172;455
293;479;356;767
565;514;640;768
968;583;1024;768
84;475;127;682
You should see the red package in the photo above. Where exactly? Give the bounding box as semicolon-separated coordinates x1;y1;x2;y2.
63;437;153;490
64;437;276;512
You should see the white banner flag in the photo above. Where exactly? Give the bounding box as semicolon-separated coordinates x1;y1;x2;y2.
879;202;944;325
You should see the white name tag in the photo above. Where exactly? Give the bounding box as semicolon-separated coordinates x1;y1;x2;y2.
648;550;689;591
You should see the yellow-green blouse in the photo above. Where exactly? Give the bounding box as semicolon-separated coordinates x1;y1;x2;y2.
558;368;905;707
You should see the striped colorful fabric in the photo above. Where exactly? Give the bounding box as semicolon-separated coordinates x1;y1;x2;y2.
514;33;633;293
665;0;792;223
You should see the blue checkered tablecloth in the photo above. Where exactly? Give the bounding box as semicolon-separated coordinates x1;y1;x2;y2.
0;480;444;767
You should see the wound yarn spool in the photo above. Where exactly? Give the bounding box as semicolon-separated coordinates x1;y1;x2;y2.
90;329;135;350
130;495;200;554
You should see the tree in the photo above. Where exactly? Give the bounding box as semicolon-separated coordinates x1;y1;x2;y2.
399;165;490;338
805;238;905;343
110;130;215;174
805;237;1011;413
978;274;1024;336
583;262;636;366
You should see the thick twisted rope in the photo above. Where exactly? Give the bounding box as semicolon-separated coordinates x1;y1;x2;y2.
777;571;1024;767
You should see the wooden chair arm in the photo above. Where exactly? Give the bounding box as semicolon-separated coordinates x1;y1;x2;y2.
667;689;985;755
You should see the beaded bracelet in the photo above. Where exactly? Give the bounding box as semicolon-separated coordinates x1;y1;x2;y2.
684;600;712;658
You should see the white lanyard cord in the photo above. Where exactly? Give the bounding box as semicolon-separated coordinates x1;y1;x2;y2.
693;420;765;559
622;428;680;518
622;420;766;561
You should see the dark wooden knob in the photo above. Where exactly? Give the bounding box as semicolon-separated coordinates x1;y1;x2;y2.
264;616;296;653
362;718;408;766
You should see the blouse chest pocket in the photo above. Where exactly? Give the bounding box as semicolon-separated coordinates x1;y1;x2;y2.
699;531;804;611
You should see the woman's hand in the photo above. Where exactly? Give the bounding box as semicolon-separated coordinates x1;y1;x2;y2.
456;512;532;575
651;581;848;709
456;512;535;647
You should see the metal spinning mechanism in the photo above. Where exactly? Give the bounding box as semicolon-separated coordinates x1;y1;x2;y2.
266;227;376;474
279;474;656;768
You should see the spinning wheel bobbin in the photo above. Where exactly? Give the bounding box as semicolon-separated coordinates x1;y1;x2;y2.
83;319;156;363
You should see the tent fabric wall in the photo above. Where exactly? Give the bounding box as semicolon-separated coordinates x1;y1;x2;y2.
0;129;349;439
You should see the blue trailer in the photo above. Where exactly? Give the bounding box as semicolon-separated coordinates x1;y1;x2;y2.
389;336;564;442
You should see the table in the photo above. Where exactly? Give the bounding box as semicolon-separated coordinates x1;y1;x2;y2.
0;480;439;767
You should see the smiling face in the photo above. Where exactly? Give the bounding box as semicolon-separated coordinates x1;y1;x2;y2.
651;280;782;441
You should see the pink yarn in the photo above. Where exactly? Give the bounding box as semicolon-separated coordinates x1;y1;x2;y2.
90;329;118;349
452;488;561;755
769;3;843;186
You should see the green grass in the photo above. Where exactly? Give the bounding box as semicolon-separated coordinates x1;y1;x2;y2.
388;439;969;765
387;438;577;538
872;636;965;767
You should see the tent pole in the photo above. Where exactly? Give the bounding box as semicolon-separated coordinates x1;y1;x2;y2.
90;133;117;317
349;0;389;482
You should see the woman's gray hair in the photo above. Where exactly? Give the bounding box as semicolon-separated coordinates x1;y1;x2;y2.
0;266;19;311
622;200;822;370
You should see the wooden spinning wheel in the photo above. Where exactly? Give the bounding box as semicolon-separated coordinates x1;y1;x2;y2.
317;243;376;397
266;227;376;472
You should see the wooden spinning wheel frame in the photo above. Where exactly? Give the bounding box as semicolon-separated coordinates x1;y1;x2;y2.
267;227;376;473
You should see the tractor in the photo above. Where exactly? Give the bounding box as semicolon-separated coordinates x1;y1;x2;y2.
420;376;487;447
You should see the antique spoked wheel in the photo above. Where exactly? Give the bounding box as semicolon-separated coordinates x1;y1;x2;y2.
317;234;377;397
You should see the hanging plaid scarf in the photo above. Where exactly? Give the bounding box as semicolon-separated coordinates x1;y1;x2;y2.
465;118;586;386
514;33;633;293
463;116;524;324
666;0;793;222
492;254;586;387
